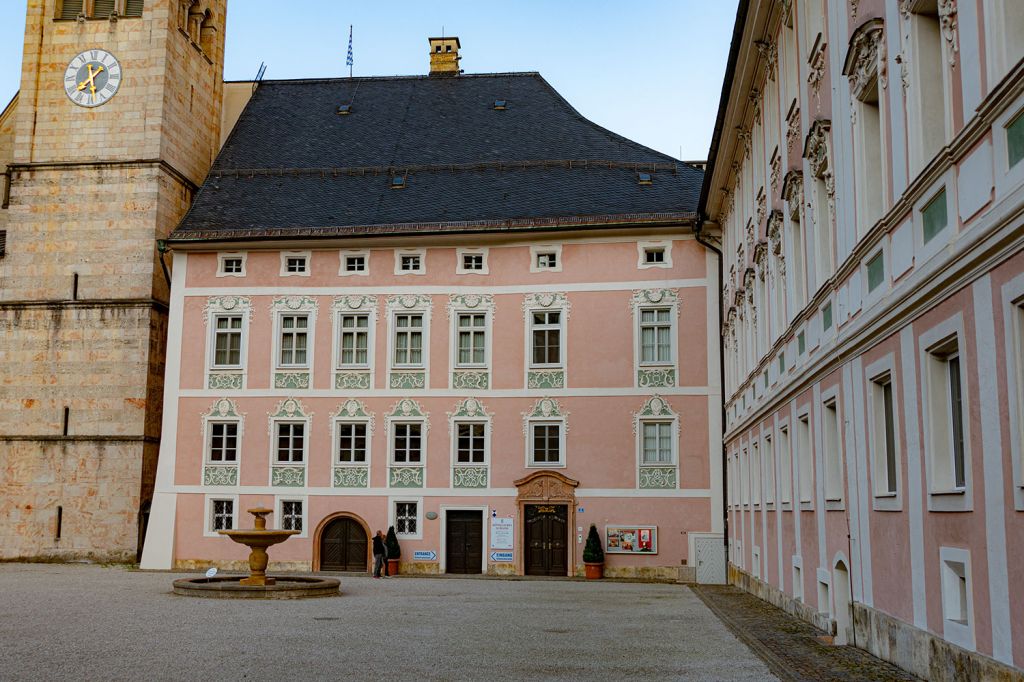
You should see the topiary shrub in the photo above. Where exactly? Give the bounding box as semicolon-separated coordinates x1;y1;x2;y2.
385;525;401;559
582;524;604;564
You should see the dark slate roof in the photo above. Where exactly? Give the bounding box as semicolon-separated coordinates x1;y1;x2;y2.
171;73;702;242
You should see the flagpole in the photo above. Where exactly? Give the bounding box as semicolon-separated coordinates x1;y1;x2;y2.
347;25;353;78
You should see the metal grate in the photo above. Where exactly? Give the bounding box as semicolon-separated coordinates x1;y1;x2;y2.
58;0;83;20
92;0;115;17
124;0;144;17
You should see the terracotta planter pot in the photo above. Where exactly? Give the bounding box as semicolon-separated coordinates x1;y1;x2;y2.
387;559;400;576
584;562;604;580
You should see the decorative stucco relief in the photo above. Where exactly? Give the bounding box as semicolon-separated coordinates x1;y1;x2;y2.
844;19;886;100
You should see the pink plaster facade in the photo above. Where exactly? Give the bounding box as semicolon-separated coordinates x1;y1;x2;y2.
708;0;1024;675
143;234;722;579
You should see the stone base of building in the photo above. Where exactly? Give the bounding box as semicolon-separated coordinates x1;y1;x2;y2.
729;564;1023;682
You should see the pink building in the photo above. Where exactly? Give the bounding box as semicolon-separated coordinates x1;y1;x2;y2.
704;0;1024;677
140;40;724;581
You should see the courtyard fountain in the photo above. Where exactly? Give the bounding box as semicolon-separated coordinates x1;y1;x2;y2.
172;506;339;599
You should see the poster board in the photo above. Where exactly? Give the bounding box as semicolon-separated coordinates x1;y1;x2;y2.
490;517;514;549
605;525;657;554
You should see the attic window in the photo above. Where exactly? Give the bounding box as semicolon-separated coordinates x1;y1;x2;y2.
435;45;442;53
493;100;507;110
391;175;407;189
638;172;653;185
336;104;352;115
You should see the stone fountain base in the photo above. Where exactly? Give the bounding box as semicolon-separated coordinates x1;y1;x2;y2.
173;575;340;599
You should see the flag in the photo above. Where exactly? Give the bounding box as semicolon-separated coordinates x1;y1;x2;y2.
346;25;353;70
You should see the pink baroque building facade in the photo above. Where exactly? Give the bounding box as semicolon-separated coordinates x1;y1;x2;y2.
702;0;1024;677
140;42;724;581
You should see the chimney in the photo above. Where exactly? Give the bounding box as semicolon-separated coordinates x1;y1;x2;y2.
428;36;461;76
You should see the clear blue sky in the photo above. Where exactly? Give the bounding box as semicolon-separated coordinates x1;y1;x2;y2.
0;1;737;160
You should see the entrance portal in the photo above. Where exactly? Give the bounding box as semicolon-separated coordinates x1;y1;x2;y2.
524;504;568;576
319;517;368;572
445;510;483;574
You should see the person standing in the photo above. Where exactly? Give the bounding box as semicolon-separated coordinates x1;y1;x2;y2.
372;529;386;578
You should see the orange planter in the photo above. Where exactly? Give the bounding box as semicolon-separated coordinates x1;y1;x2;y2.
584;562;604;580
387;559;400;576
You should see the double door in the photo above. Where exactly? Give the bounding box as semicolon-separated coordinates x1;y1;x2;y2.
524;504;568;576
445;510;483;574
320;517;368;572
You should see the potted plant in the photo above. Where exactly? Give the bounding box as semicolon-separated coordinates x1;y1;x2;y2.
582;524;604;579
385;525;401;576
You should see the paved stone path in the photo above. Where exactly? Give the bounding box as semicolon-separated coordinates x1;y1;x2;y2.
0;564;773;681
692;585;921;681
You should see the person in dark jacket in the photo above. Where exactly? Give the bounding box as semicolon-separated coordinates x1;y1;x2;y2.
372;530;387;578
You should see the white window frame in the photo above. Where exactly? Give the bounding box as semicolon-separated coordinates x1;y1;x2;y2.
333;417;371;466
394;248;426;276
913;171;956;265
526;420;566;468
338;249;370;277
637;419;677;467
452;309;491;369
274;312;313;370
1000;273;1024;511
216;252;246;278
389;497;424;540
390;420;426;466
865;354;902;511
778;420;793;509
763;433;776;507
919;313;972;512
204;494;239;537
209;312;247;371
204;419;241;465
636;305;676;367
280;250;311;277
637;240;673;270
526;306;566;370
391;311;427;369
751;441;762;507
271;420;308;466
456;247;489;275
335;310;374;370
451;418;490;473
821;391;843;508
275;496;308;539
530;244;563;273
796;407;814;510
939;546;975;651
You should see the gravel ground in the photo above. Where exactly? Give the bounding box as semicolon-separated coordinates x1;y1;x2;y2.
0;563;774;681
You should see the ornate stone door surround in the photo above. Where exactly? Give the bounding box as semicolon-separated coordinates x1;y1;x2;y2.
513;470;579;576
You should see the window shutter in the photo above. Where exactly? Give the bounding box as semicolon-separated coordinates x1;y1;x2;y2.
0;230;7;258
92;0;116;17
124;0;144;17
59;0;84;19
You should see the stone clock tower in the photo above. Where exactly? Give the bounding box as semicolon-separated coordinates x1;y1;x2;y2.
0;0;226;561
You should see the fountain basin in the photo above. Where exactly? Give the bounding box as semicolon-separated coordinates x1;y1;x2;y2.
173;575;340;599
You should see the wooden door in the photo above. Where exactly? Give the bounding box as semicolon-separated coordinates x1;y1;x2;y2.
445;510;483;574
320;517;368;572
524;504;568;576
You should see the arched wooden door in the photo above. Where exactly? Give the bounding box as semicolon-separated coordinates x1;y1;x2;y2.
320;517;368;572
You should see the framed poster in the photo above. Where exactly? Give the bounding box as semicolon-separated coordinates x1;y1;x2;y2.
605;525;658;554
490;517;514;550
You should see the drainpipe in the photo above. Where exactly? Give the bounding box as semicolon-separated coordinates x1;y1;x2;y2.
692;216;728;575
156;239;172;290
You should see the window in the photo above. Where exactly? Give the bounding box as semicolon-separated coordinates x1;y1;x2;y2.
740;449;749;505
823;400;842;502
275;423;305;463
280;252;310;276
456;422;486;463
925;335;967;491
217;253;246;277
530;423;562;465
281;500;303;532
822;302;833;332
639;308;672;364
457;313;487;366
764;436;775;504
393;314;424;366
871;374;899;496
124;0;144;17
395;502;418;535
797;415;812;503
464;253;483;270
906;0;950;177
751;443;761;505
279;315;309;367
1009;111;1024;170
212;315;243;367
922;188;948;244
641;422;673;464
530;311;562;366
798;331;806;355
345;255;366;273
395;249;425;274
940;547;974;649
392;423;422;463
779;426;792;504
339;314;369;367
645;248;665;264
391;175;406;189
638;241;672;269
211;499;234;531
208;422;238;462
866;252;885;292
337;423;367;463
530;244;562;273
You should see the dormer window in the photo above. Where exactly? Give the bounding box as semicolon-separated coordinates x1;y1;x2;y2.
638;172;653;185
493;99;507;110
336;104;352;115
391;175;406;189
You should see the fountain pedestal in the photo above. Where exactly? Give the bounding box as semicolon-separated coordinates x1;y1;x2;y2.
220;506;297;586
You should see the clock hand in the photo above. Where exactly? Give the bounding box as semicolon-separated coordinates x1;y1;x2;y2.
76;64;104;93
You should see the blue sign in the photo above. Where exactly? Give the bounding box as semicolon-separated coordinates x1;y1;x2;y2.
413;550;437;561
490;551;513;562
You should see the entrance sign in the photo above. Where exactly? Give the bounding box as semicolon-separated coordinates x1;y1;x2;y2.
490;551;513;562
490;517;514;549
413;550;437;561
605;525;658;554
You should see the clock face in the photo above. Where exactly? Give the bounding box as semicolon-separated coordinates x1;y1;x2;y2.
64;49;122;108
